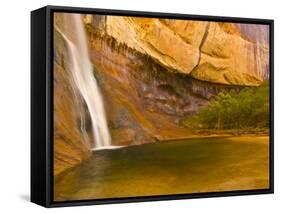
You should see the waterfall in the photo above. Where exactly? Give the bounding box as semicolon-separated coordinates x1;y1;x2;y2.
57;14;111;149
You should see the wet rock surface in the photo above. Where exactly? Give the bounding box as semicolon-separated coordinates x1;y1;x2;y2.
87;24;244;146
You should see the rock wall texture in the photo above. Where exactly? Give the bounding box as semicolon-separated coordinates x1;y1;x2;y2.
53;14;91;176
84;15;246;146
88;16;269;86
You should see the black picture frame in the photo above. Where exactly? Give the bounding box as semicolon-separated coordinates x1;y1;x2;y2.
31;5;274;208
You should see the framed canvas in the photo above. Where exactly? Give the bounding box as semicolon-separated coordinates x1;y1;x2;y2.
31;5;274;207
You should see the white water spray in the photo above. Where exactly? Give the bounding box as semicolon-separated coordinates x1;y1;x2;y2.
58;14;111;149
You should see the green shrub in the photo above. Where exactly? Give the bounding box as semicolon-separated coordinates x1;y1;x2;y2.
181;81;269;130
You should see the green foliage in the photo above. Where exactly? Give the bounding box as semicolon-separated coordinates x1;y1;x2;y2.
182;81;269;130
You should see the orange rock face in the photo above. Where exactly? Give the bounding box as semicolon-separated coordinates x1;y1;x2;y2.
53;15;91;176
53;63;91;176
106;17;202;74
191;22;269;85
86;22;245;146
104;16;269;85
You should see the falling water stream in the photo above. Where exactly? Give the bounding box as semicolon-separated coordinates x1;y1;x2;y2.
57;14;112;149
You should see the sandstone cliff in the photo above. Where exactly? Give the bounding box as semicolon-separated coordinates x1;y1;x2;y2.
87;15;269;86
53;14;91;176
84;15;247;146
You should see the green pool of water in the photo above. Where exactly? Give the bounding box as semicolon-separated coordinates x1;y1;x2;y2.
54;136;269;201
